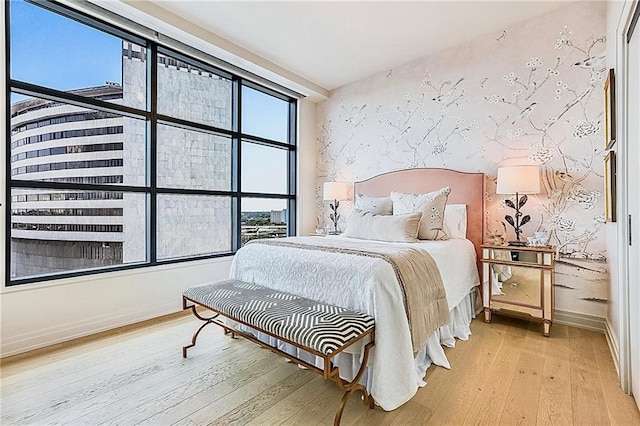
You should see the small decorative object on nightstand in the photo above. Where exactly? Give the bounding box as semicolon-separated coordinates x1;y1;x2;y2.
323;182;349;235
482;244;555;337
496;165;541;246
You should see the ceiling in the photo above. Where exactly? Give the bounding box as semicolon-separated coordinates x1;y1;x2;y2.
150;1;574;91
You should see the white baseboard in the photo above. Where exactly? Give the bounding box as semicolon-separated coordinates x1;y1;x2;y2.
605;318;620;374
553;309;606;333
1;301;180;358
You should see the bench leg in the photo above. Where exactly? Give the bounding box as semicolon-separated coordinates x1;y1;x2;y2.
182;300;221;358
333;340;375;426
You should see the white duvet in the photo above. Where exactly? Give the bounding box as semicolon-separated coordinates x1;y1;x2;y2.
229;236;480;410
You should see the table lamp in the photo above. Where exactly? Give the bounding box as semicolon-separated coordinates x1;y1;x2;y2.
323;182;349;234
496;165;541;246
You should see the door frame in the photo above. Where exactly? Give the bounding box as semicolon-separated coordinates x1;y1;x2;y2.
618;0;639;395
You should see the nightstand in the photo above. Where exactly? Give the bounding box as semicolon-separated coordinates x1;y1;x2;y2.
481;244;556;337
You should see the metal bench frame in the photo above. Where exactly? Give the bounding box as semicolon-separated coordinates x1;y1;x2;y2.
182;294;375;425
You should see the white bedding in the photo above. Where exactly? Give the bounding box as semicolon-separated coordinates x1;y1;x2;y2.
229;236;480;411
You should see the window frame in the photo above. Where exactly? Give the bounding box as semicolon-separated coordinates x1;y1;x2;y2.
4;0;297;286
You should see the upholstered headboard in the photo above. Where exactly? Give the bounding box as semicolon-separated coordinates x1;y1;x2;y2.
354;168;485;275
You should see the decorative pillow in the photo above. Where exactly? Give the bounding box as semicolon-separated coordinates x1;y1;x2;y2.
443;204;467;239
391;187;451;240
355;193;393;215
343;211;422;243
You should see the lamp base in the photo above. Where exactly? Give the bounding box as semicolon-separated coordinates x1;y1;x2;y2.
507;240;527;247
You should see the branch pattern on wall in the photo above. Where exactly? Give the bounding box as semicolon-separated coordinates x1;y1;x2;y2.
316;3;608;316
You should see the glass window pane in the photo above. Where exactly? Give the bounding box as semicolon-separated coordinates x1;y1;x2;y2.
9;0;146;110
157;52;232;129
157;125;232;191
242;86;290;143
157;195;232;260
241;141;288;194
241;198;288;246
10;93;147;187
10;188;146;280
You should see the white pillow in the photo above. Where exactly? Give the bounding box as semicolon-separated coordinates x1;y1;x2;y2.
443;204;467;239
343;211;422;243
391;187;451;240
355;193;393;215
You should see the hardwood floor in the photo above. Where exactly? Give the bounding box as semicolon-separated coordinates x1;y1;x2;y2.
1;312;639;425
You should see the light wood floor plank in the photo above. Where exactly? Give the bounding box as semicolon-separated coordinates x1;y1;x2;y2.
462;316;528;425
88;343;269;426
245;375;334;426
570;327;611;426
498;321;547;425
1;314;638;426
418;318;503;425
591;332;640;425
536;323;573;426
173;361;308;426
2;322;246;425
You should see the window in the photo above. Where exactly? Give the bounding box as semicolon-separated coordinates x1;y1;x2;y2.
6;0;297;284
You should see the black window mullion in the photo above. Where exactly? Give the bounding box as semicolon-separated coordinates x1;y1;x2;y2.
241;134;295;150
157;114;235;138
9;179;149;194
5;0;12;287
149;43;158;263
288;100;297;235
10;81;149;120
232;78;241;251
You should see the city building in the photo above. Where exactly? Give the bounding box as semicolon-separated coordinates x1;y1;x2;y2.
10;85;128;276
269;209;287;224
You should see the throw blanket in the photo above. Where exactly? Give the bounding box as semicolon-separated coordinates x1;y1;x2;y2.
249;237;450;352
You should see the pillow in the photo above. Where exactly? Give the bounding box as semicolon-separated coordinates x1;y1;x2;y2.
391;187;451;240
343;211;422;243
354;193;393;215
443;204;467;239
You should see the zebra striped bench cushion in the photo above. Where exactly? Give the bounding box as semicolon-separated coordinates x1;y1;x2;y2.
183;279;374;355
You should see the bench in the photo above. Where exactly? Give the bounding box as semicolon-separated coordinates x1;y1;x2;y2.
182;279;376;425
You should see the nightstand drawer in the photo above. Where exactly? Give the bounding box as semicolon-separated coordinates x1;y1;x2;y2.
490;265;543;308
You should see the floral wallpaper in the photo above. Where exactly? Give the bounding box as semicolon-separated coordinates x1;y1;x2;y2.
315;2;608;317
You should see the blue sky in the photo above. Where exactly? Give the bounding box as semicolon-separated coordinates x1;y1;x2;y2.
10;0;122;90
10;0;291;213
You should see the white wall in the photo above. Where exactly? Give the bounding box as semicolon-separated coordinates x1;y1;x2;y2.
0;258;233;357
297;99;318;236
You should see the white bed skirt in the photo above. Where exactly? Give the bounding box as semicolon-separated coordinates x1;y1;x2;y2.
235;288;479;411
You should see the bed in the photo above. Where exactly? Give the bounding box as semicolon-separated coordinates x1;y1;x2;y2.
229;168;485;411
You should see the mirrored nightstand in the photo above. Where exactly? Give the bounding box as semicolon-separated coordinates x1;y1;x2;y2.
481;244;556;337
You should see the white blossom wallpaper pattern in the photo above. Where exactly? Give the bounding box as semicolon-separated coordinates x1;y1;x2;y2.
316;2;608;317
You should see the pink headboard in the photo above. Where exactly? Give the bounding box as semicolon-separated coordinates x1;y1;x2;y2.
354;168;485;275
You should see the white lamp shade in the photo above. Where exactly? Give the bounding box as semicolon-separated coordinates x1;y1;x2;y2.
323;182;349;201
496;165;541;195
